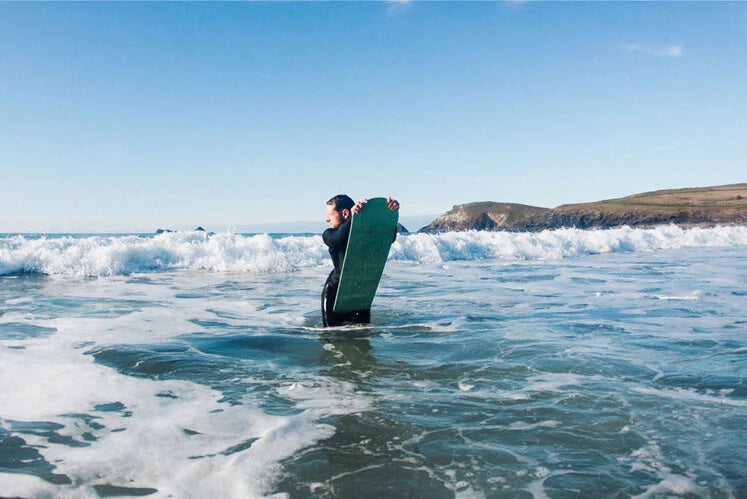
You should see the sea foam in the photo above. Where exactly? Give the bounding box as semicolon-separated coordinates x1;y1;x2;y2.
0;304;371;497
1;225;746;276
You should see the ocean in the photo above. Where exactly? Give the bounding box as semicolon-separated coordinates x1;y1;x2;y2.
1;226;745;498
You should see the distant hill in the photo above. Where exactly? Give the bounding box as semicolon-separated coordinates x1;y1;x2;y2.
419;184;747;233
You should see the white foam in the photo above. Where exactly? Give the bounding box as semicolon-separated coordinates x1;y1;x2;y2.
0;308;369;497
2;225;746;276
631;386;747;407
523;469;572;499
523;373;603;393
633;473;705;498
654;290;702;301
507;421;562;431
0;232;329;276
391;225;747;263
276;380;370;413
4;296;33;305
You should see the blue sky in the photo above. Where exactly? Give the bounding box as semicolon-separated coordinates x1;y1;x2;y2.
1;2;745;232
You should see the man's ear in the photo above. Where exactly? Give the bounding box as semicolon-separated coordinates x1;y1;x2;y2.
342;208;351;220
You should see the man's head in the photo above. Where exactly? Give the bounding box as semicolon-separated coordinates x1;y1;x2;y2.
326;194;355;229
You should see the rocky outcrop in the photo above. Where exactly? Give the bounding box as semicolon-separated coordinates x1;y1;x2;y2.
419;202;550;233
419;184;747;233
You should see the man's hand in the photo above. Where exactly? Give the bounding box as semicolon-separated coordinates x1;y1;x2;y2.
352;197;399;214
352;198;368;214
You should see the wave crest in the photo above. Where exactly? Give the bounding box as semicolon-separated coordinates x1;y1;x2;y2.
1;225;745;276
390;225;747;263
0;232;329;276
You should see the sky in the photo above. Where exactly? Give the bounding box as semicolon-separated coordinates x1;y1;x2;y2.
1;1;746;233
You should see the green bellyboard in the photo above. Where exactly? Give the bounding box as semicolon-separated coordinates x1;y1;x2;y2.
333;197;399;314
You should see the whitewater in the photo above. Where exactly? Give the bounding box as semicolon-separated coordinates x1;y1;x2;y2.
1;226;745;497
2;225;746;276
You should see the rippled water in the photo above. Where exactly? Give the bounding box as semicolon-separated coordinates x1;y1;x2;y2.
1;243;745;497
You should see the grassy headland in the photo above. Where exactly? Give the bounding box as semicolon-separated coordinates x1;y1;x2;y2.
419;184;747;232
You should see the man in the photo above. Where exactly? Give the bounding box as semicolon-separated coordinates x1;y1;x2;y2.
322;194;400;327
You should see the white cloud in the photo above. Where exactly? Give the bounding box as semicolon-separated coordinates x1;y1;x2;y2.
386;0;412;16
624;43;684;58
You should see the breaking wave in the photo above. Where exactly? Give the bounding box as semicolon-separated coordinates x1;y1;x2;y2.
1;225;746;276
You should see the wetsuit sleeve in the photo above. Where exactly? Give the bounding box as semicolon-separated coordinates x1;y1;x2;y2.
323;217;352;250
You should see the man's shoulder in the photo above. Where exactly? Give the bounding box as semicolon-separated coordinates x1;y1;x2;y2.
323;218;352;246
322;226;336;245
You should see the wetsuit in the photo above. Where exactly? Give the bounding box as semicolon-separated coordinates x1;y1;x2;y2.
321;217;371;326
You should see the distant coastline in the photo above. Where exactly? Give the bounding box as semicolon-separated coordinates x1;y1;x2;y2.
5;186;745;236
418;184;747;233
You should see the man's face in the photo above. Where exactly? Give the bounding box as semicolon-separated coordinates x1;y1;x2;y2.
325;204;348;229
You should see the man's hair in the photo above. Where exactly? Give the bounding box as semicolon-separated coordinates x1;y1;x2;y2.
327;194;354;213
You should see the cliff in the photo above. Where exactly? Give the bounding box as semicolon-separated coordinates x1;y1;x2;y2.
419;202;550;233
419;184;747;233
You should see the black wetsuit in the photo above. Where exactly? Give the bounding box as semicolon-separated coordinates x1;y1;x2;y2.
321;217;370;327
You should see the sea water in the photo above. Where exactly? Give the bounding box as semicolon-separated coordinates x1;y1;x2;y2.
0;226;745;498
